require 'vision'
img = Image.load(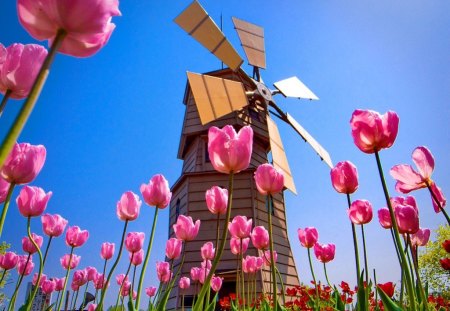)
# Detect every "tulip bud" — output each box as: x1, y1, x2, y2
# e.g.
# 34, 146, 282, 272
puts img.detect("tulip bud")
330, 161, 359, 194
